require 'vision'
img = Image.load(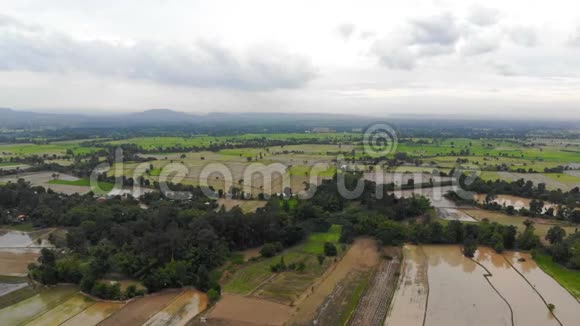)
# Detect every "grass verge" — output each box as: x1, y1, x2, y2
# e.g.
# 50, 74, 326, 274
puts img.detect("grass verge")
534, 252, 580, 299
